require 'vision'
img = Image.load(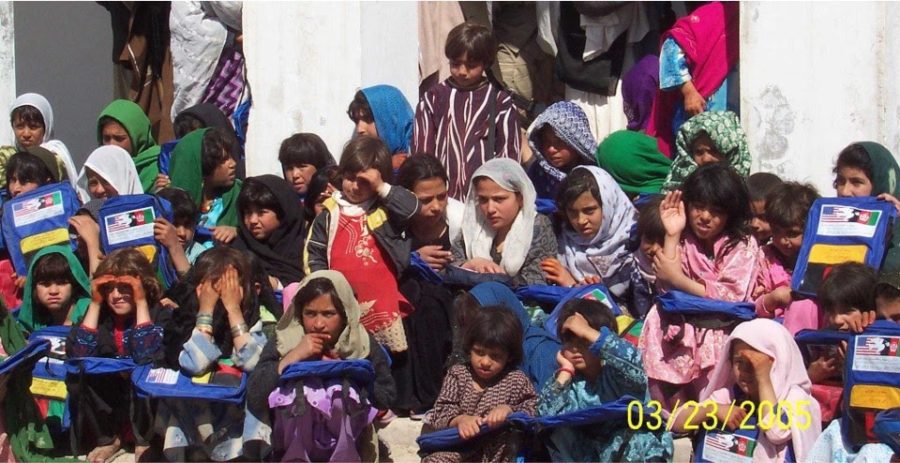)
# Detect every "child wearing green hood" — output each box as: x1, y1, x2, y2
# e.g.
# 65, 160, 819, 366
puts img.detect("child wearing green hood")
97, 99, 161, 193
18, 245, 91, 334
